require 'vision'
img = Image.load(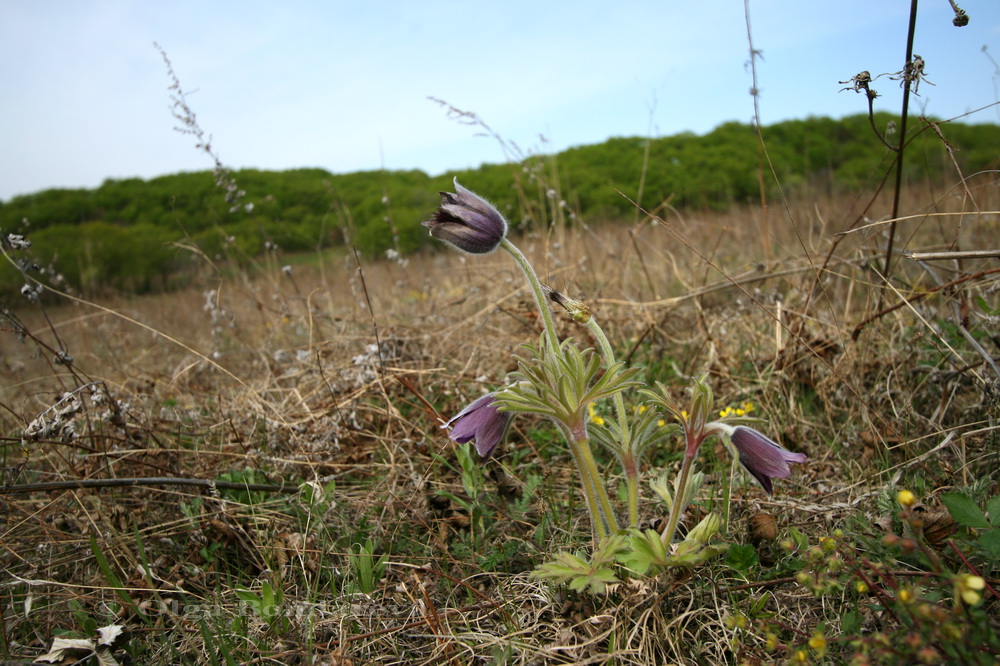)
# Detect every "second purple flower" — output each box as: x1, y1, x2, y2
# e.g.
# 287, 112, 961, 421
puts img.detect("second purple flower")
442, 392, 512, 459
